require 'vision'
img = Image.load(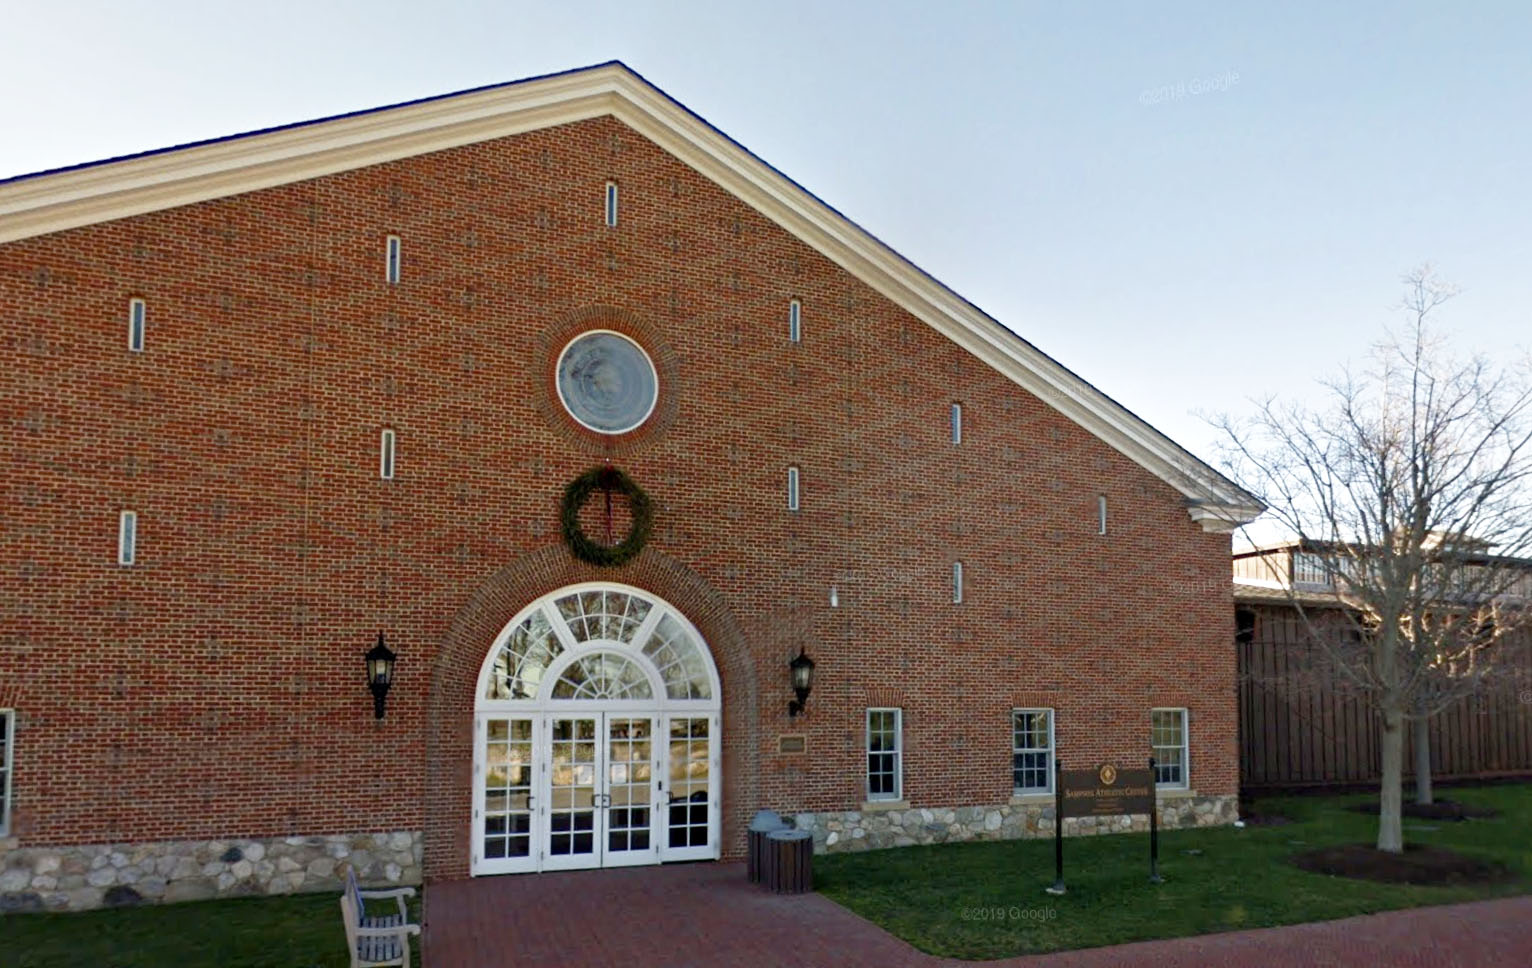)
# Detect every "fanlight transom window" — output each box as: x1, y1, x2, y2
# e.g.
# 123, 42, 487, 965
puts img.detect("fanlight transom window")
481, 586, 716, 704
555, 589, 652, 645
551, 651, 653, 700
